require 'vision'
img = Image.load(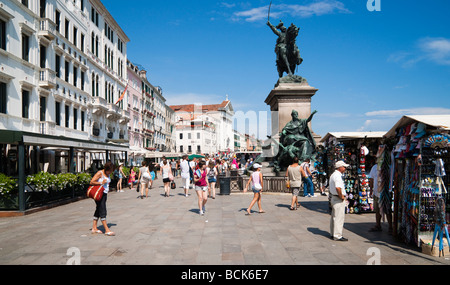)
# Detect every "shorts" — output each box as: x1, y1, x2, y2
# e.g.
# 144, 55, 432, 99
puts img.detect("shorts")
208, 178, 216, 183
163, 178, 170, 183
373, 196, 380, 212
291, 187, 301, 196
195, 185, 208, 192
252, 186, 261, 194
